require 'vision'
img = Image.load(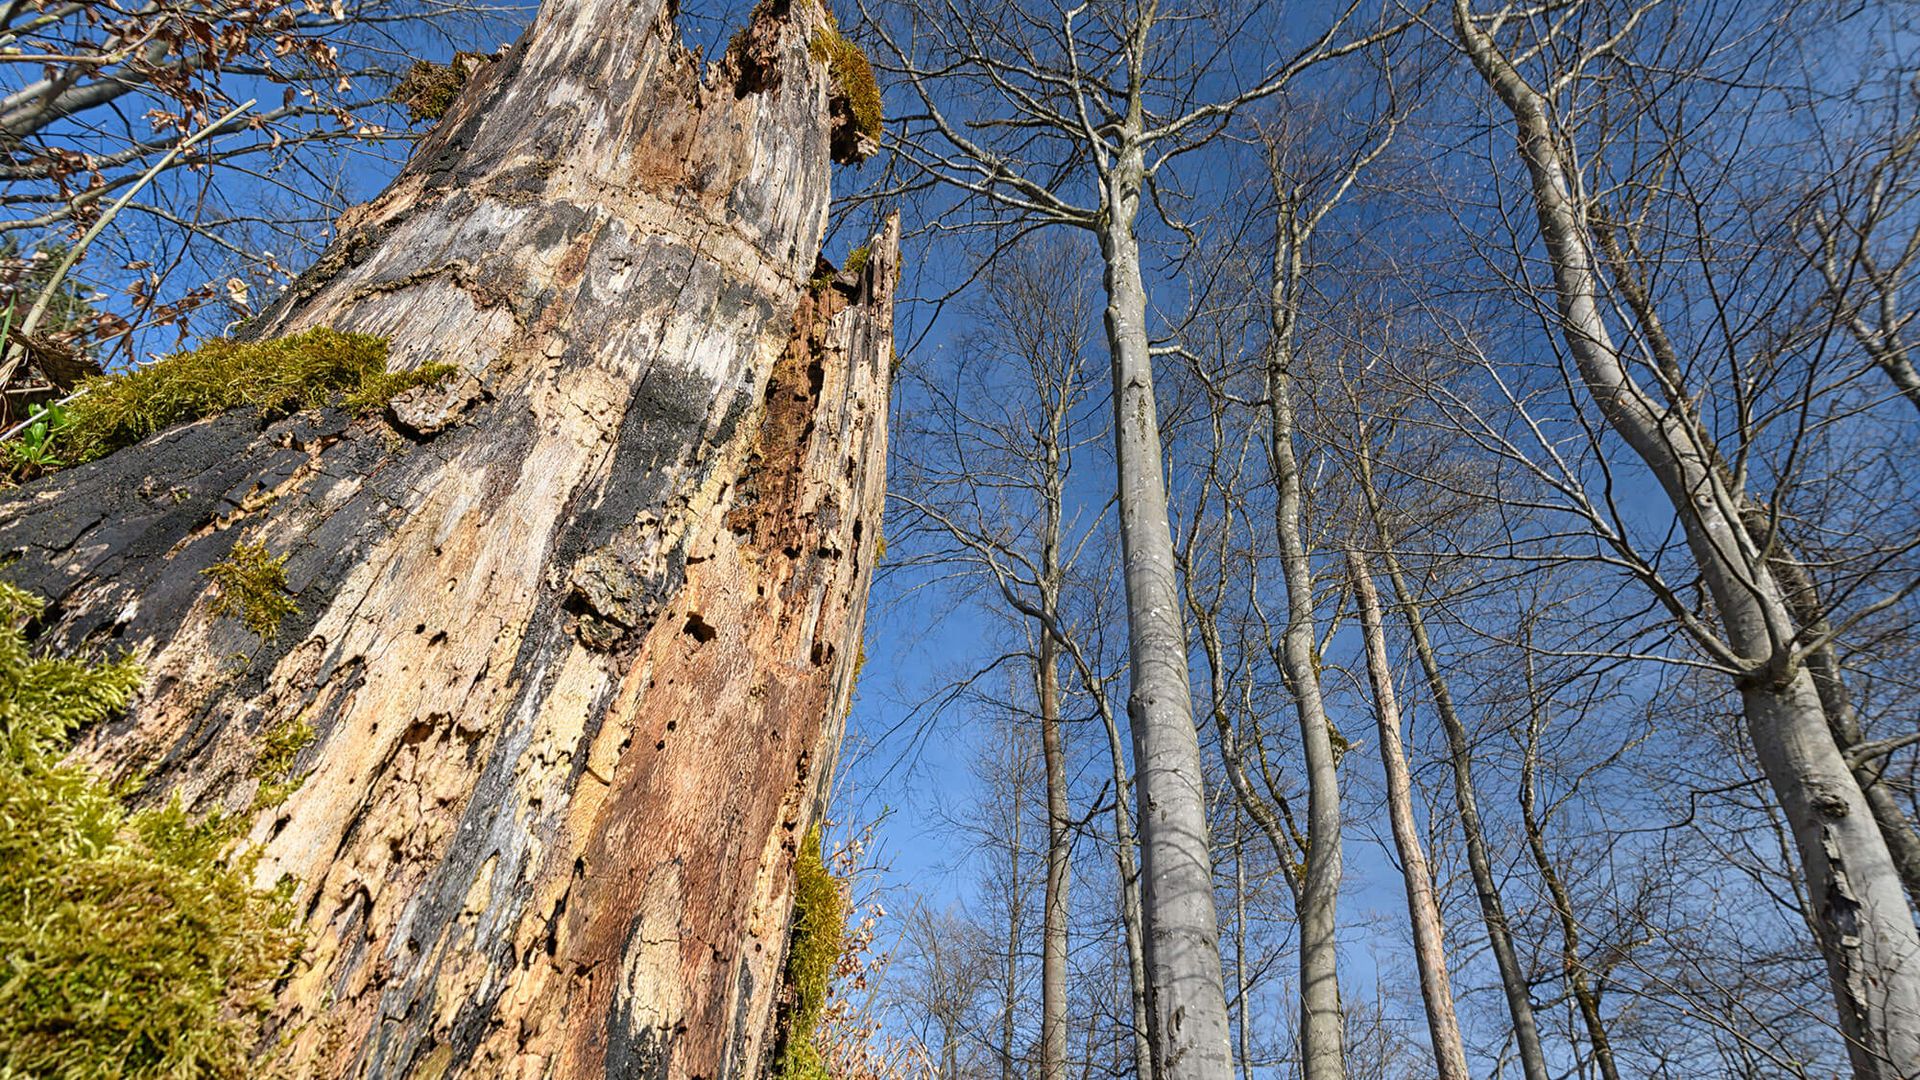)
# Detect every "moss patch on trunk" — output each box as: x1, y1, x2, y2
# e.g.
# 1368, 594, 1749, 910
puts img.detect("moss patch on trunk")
772, 824, 847, 1080
203, 541, 299, 642
7, 328, 454, 481
0, 581, 304, 1079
